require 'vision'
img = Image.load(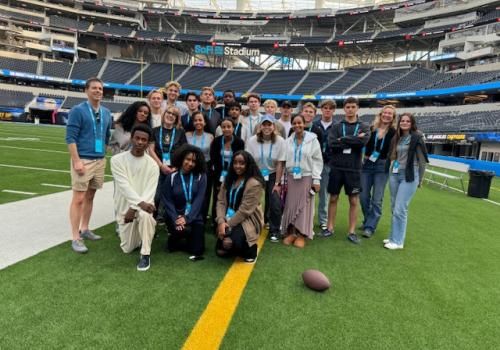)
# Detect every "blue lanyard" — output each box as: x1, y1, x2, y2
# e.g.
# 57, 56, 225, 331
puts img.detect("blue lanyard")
202, 106, 212, 120
293, 136, 303, 166
260, 142, 273, 168
229, 180, 245, 210
221, 136, 233, 170
373, 129, 386, 152
234, 122, 241, 137
249, 115, 261, 133
193, 132, 205, 148
342, 122, 359, 137
222, 107, 226, 119
159, 127, 176, 157
180, 172, 194, 205
86, 102, 103, 141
